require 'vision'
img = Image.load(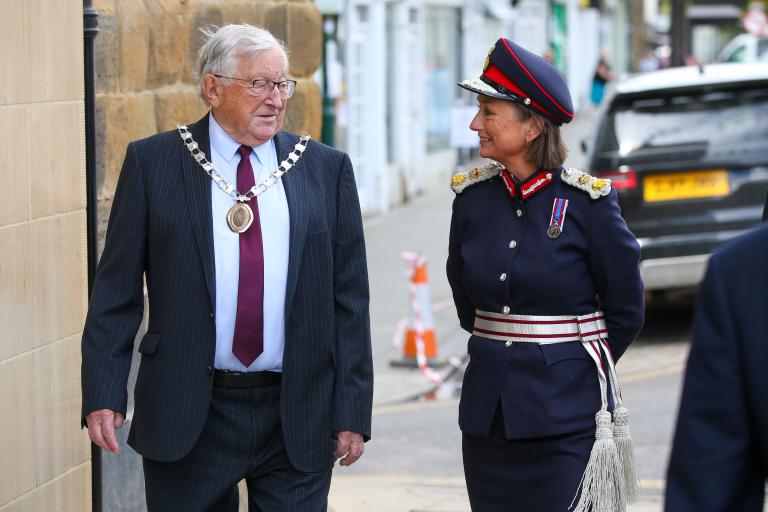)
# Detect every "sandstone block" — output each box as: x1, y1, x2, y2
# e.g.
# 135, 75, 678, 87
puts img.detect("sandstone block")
263, 3, 289, 50
284, 77, 321, 138
0, 223, 35, 362
5, 462, 91, 512
146, 0, 190, 88
32, 212, 88, 346
0, 353, 37, 505
118, 0, 150, 91
14, 0, 83, 103
34, 336, 91, 484
93, 0, 119, 94
29, 102, 86, 219
96, 92, 157, 196
286, 3, 322, 77
183, 3, 224, 84
154, 87, 209, 133
220, 2, 266, 28
0, 106, 30, 225
0, 1, 31, 104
